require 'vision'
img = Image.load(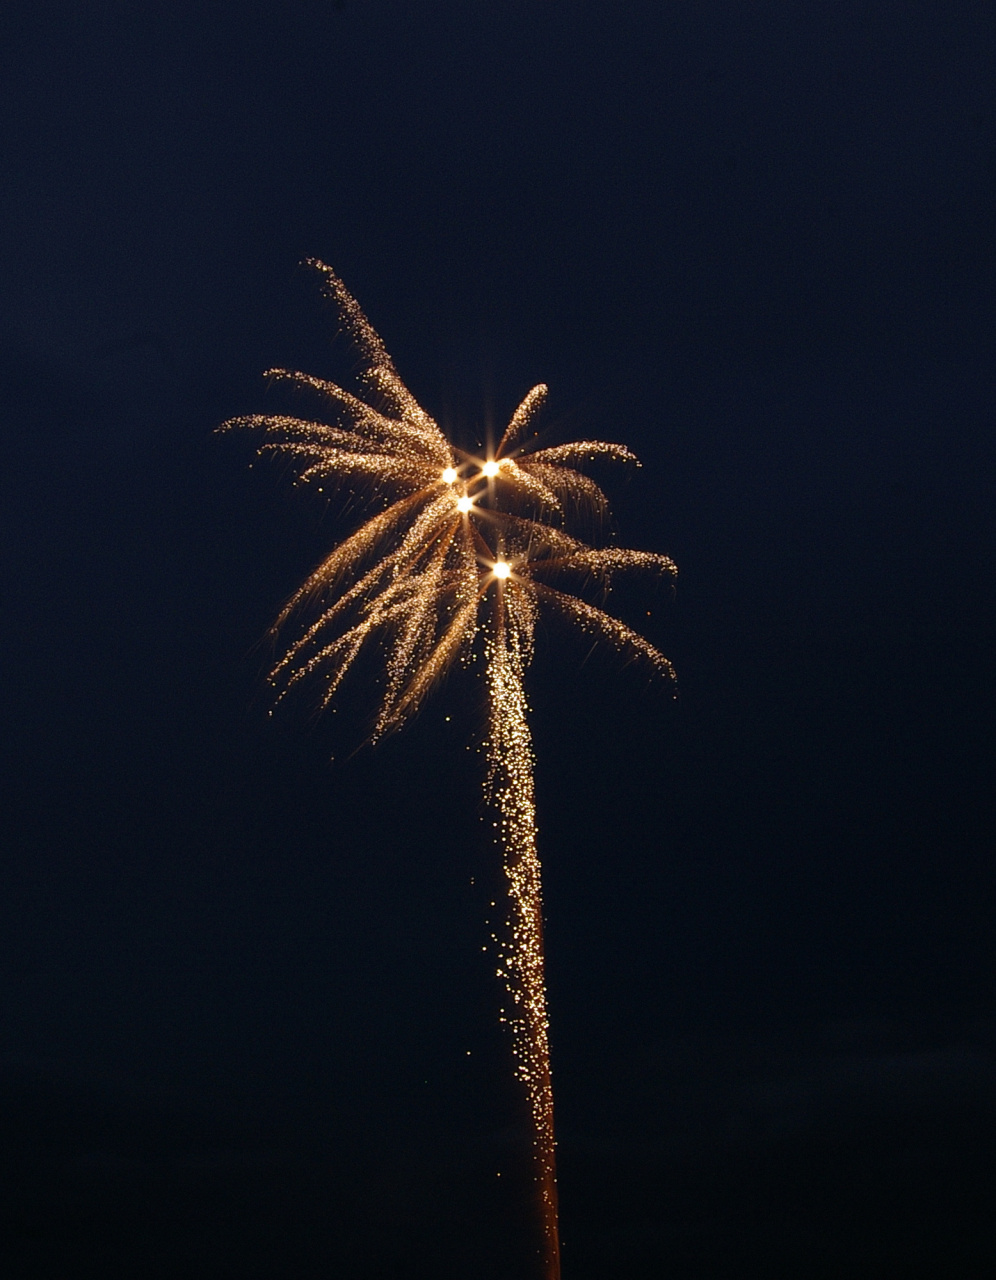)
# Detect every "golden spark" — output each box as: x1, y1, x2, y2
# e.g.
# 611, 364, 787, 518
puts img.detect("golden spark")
220, 261, 677, 1280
